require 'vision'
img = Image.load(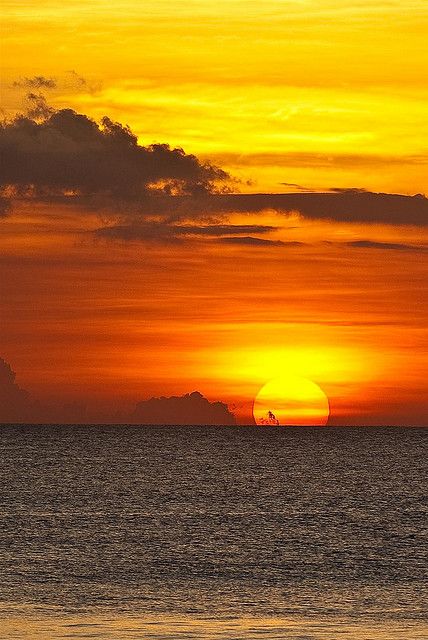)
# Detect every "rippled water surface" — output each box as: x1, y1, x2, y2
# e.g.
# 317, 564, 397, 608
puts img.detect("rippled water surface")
0, 425, 427, 639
